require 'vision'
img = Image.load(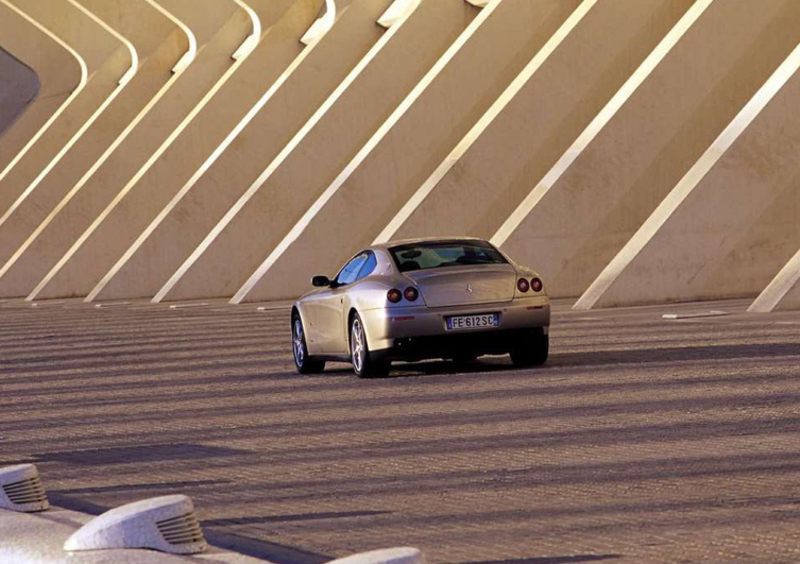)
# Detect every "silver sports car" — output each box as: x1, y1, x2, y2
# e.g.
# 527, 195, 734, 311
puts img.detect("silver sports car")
291, 237, 550, 377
